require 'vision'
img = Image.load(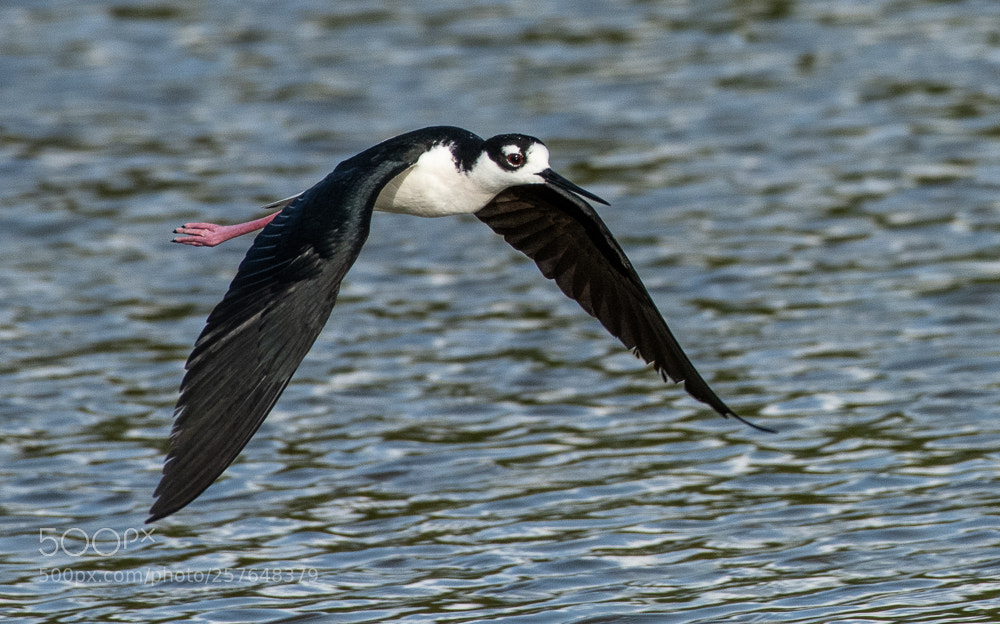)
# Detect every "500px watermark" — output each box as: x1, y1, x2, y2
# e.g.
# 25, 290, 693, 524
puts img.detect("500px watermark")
39, 566, 320, 585
38, 527, 156, 557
